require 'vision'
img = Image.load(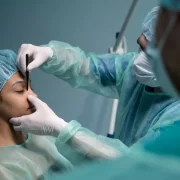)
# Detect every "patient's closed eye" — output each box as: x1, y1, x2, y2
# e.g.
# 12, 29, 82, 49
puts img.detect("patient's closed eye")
16, 89, 25, 93
14, 86, 25, 93
13, 82, 26, 93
